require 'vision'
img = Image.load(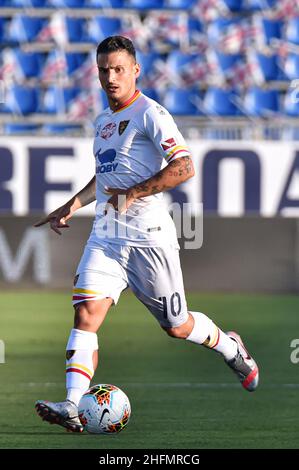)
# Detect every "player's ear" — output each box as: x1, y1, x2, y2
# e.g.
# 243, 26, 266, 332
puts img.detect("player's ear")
134, 62, 141, 79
